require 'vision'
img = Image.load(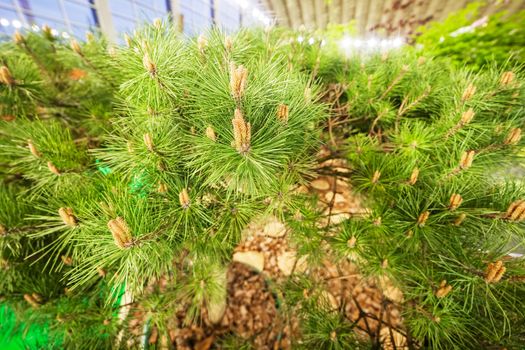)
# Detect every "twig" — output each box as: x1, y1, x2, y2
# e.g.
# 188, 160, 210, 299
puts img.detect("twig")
378, 68, 408, 100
